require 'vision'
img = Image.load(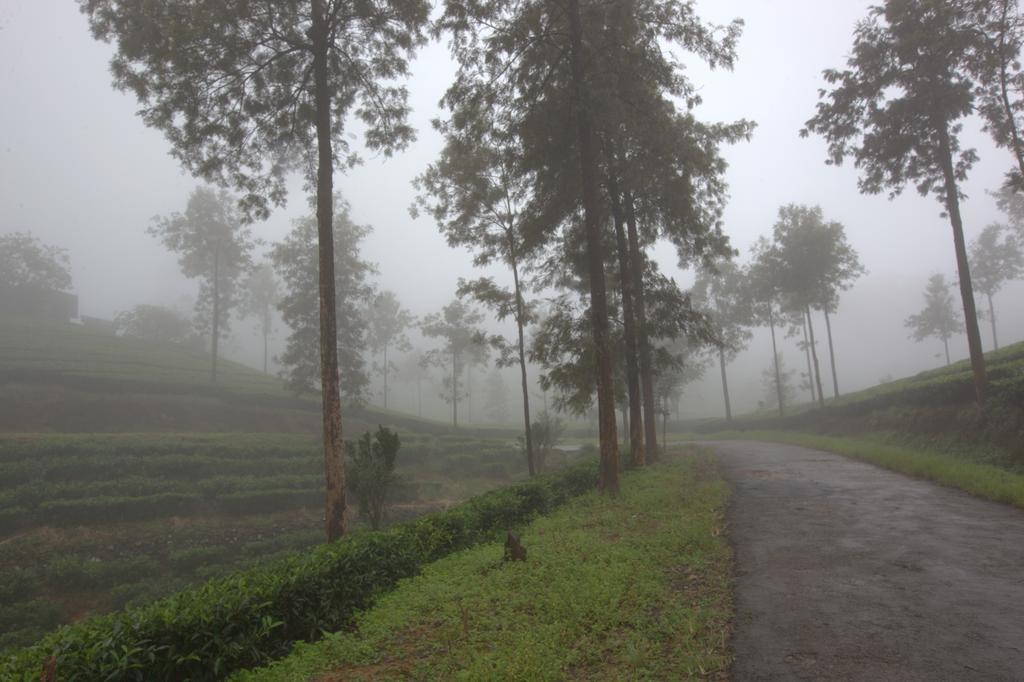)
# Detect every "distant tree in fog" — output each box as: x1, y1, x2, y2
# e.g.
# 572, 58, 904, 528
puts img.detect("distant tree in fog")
969, 223, 1023, 349
364, 291, 414, 410
397, 350, 432, 418
766, 205, 864, 406
748, 238, 789, 416
761, 353, 797, 413
0, 232, 72, 292
804, 0, 988, 405
239, 263, 281, 374
905, 274, 963, 366
483, 368, 511, 423
421, 299, 488, 427
150, 187, 254, 383
114, 304, 195, 346
692, 259, 753, 423
271, 199, 375, 401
